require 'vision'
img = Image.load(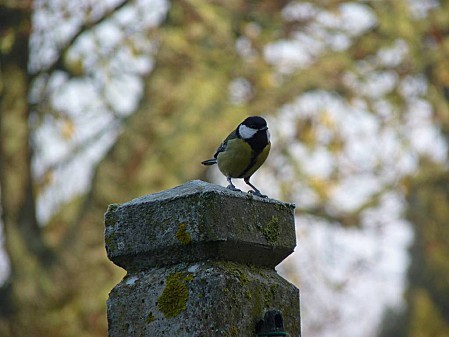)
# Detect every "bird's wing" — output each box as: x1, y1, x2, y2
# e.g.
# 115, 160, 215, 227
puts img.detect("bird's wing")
213, 130, 238, 159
